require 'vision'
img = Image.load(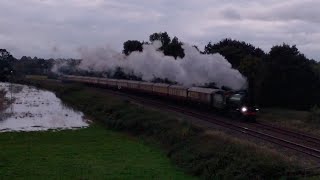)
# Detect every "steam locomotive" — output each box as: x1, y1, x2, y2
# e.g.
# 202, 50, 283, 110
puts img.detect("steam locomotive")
61, 75, 259, 121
